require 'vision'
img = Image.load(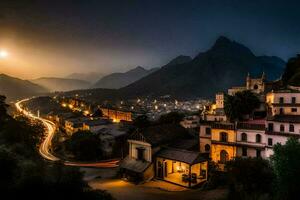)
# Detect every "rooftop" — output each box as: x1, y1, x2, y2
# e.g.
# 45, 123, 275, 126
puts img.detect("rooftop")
156, 147, 206, 165
267, 115, 300, 123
